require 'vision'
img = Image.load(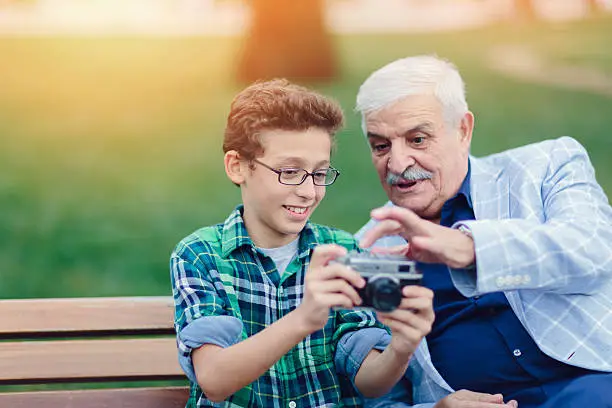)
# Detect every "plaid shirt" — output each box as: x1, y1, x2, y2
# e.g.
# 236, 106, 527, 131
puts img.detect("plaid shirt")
171, 206, 386, 407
